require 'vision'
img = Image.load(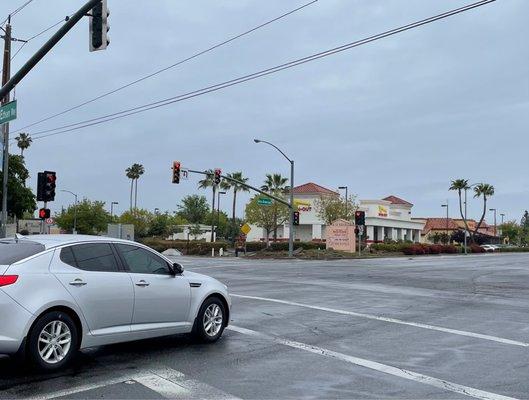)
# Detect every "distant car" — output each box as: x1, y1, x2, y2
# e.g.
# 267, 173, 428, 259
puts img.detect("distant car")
480, 244, 496, 252
0, 235, 230, 371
